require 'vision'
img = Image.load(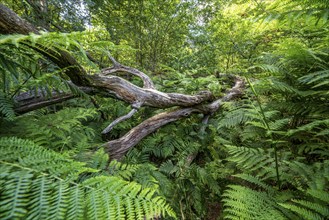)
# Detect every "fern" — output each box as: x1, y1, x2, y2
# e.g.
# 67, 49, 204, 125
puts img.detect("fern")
0, 32, 100, 115
279, 186, 329, 220
0, 137, 93, 178
222, 150, 329, 219
299, 69, 329, 89
284, 160, 329, 190
223, 173, 329, 219
225, 145, 279, 180
0, 137, 177, 219
261, 0, 329, 24
0, 92, 15, 120
0, 107, 98, 151
233, 173, 276, 193
108, 160, 141, 180
280, 196, 329, 220
223, 184, 286, 220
